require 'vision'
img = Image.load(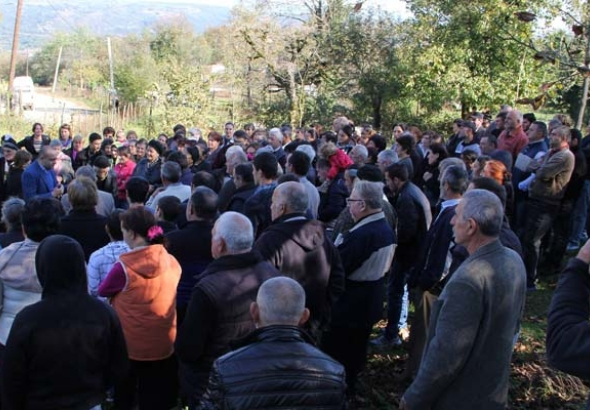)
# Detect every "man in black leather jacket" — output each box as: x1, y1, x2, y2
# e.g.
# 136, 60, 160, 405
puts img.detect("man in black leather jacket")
198, 277, 347, 410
